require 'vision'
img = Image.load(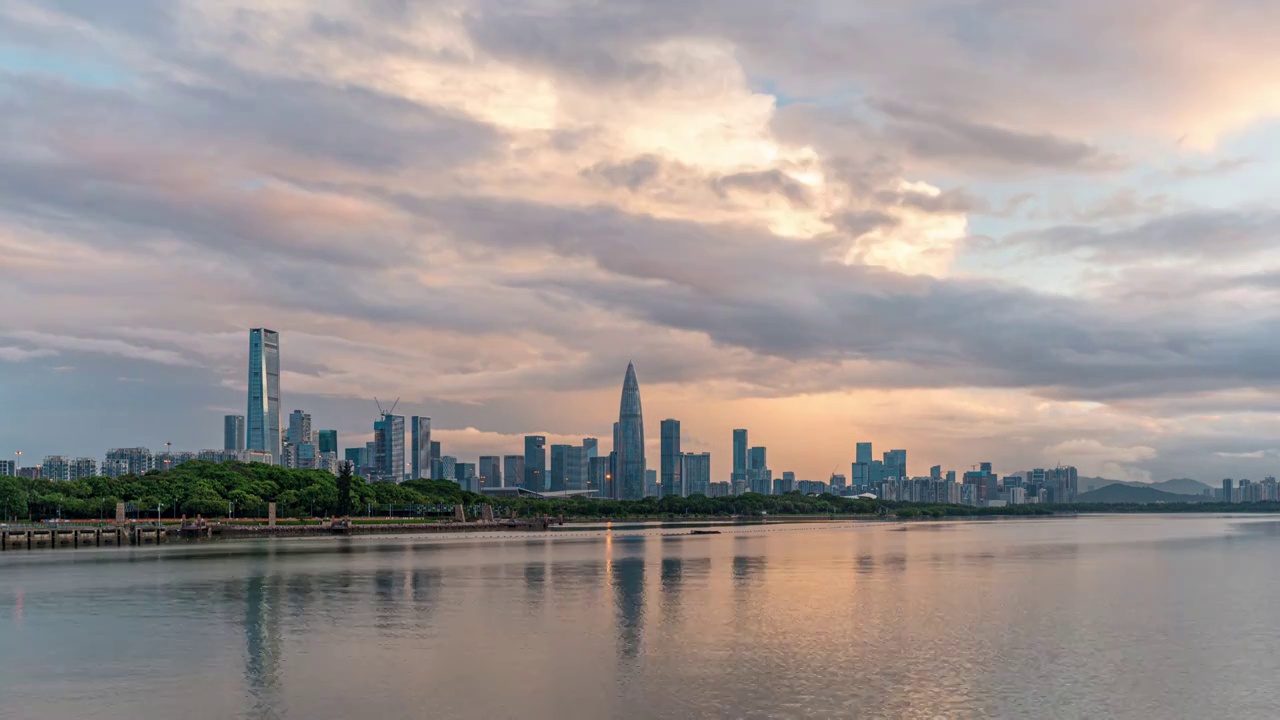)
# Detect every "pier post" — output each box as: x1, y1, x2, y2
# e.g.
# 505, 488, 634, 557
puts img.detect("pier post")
115, 502, 126, 525
268, 502, 277, 528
